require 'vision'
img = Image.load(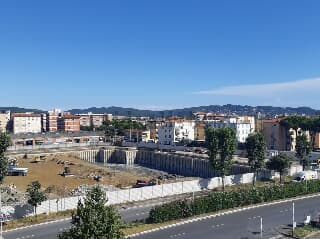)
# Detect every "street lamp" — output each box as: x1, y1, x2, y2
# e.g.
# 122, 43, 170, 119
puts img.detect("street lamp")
292, 202, 296, 237
260, 217, 263, 239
